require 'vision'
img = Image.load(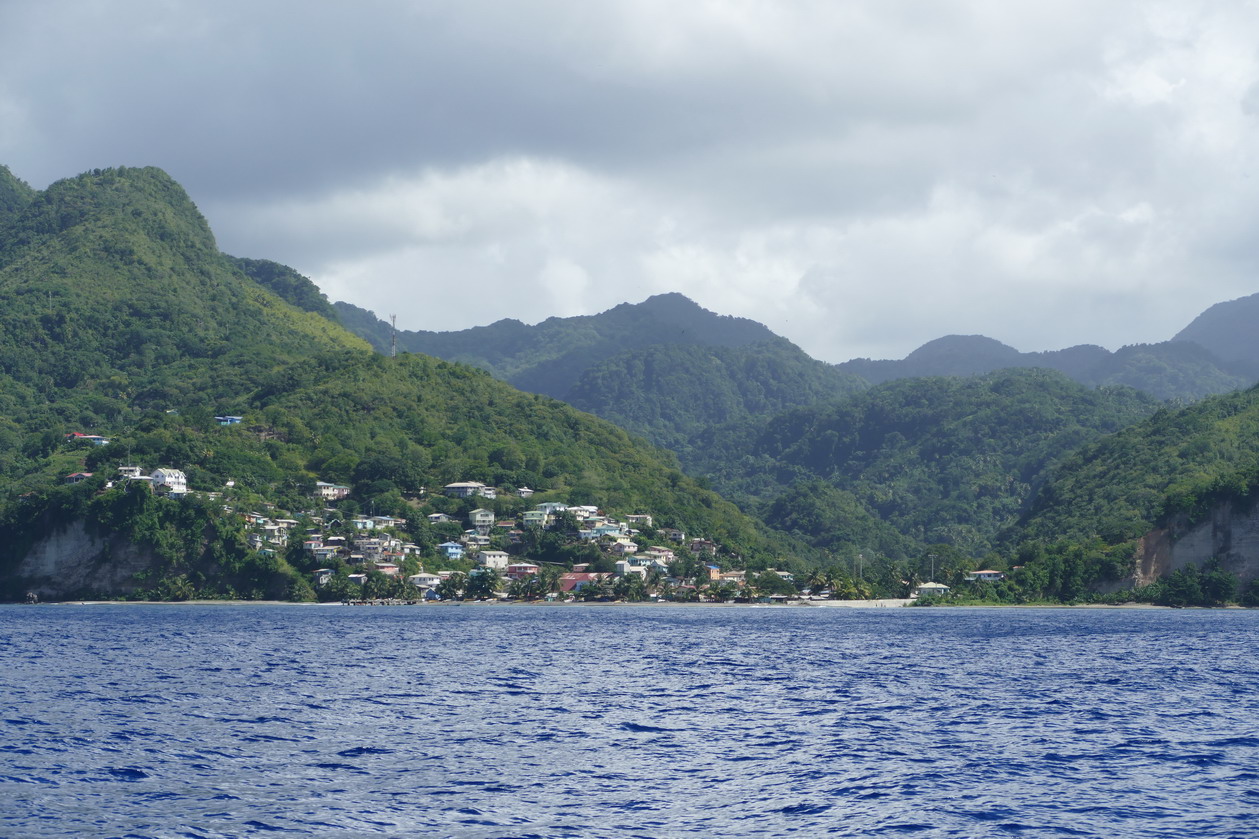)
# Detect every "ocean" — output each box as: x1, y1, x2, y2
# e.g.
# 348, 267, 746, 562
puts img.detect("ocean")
1, 603, 1256, 838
